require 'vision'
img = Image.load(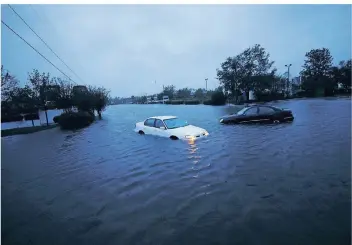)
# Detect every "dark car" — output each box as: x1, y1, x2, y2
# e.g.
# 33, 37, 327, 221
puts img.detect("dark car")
220, 104, 294, 124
